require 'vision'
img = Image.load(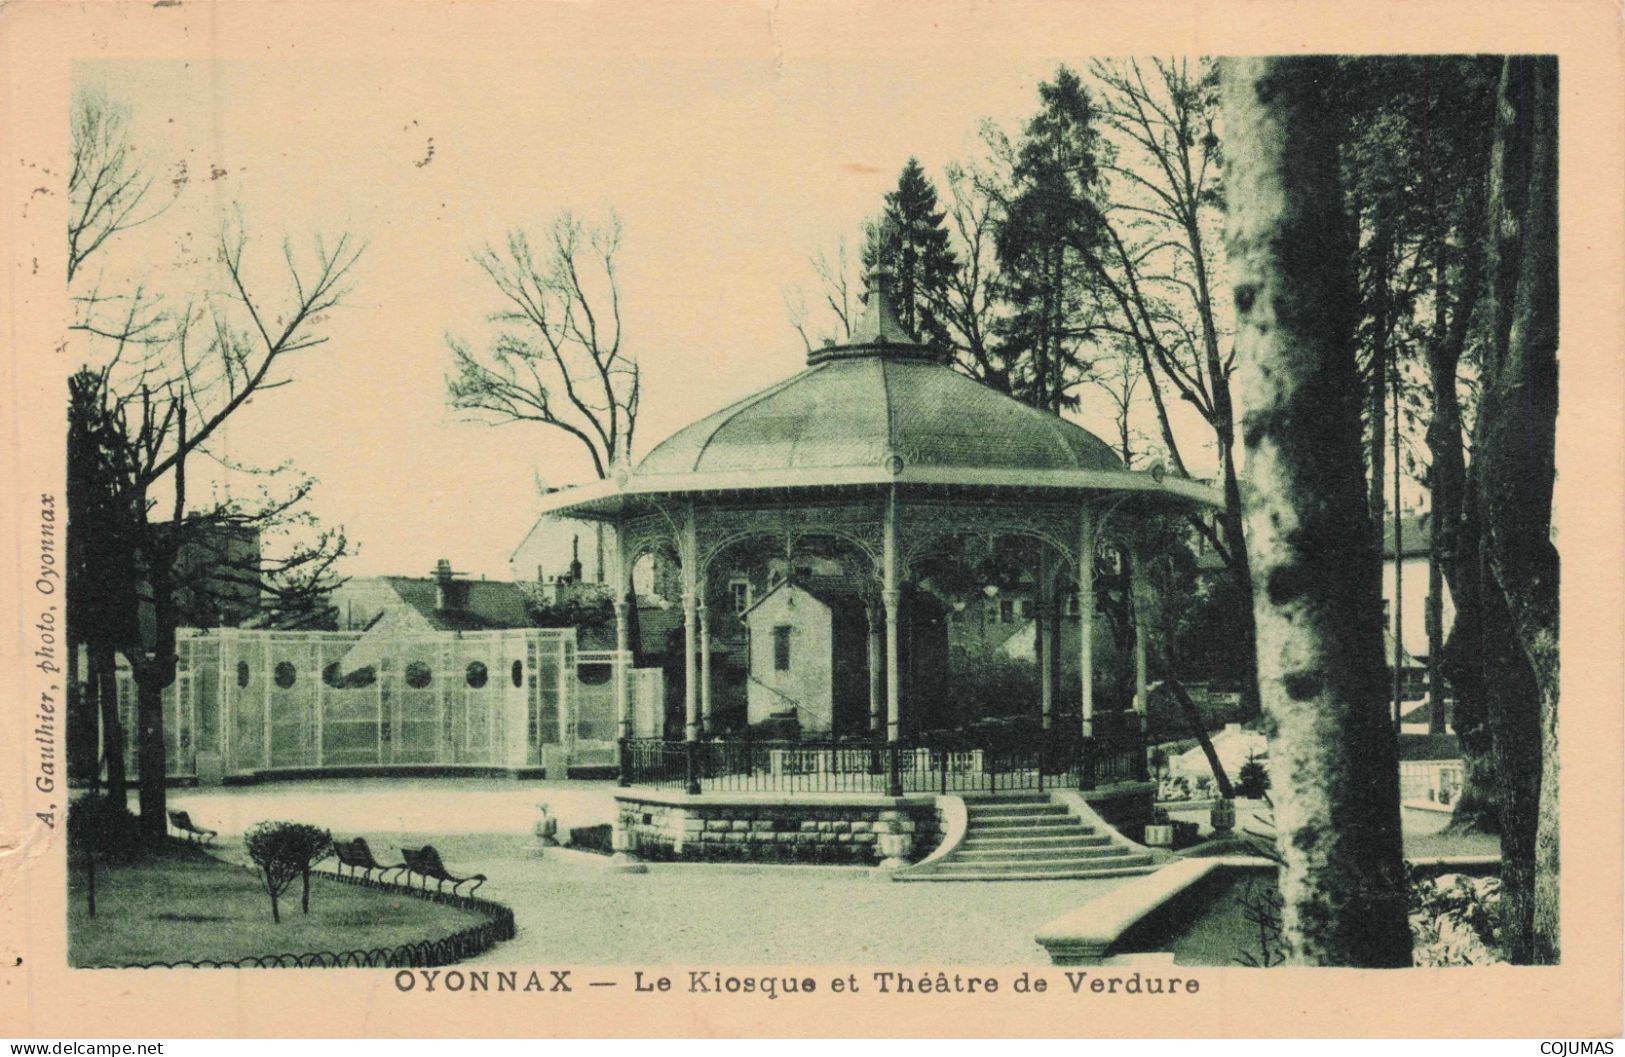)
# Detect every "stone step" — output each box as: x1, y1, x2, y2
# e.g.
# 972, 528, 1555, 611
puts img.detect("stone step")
964, 803, 1070, 819
959, 792, 1051, 803
951, 844, 1135, 865
896, 860, 1158, 883
929, 850, 1153, 872
959, 833, 1110, 853
962, 809, 1079, 826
